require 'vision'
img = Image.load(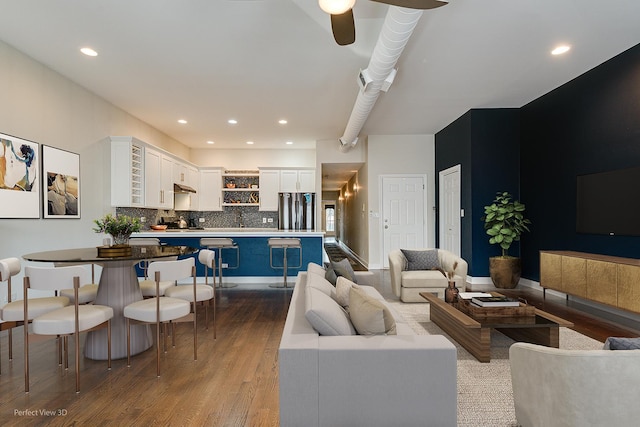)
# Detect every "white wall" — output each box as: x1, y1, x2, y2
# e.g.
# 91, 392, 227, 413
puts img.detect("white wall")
367, 134, 435, 269
0, 40, 189, 300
